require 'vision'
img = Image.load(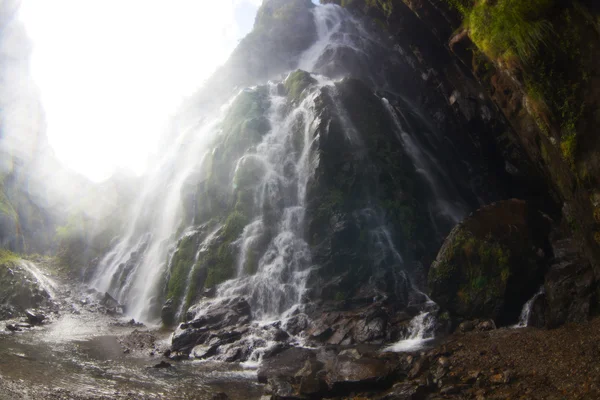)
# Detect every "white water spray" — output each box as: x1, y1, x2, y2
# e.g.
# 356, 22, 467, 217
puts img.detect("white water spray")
19, 260, 58, 299
515, 286, 545, 328
384, 309, 437, 352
